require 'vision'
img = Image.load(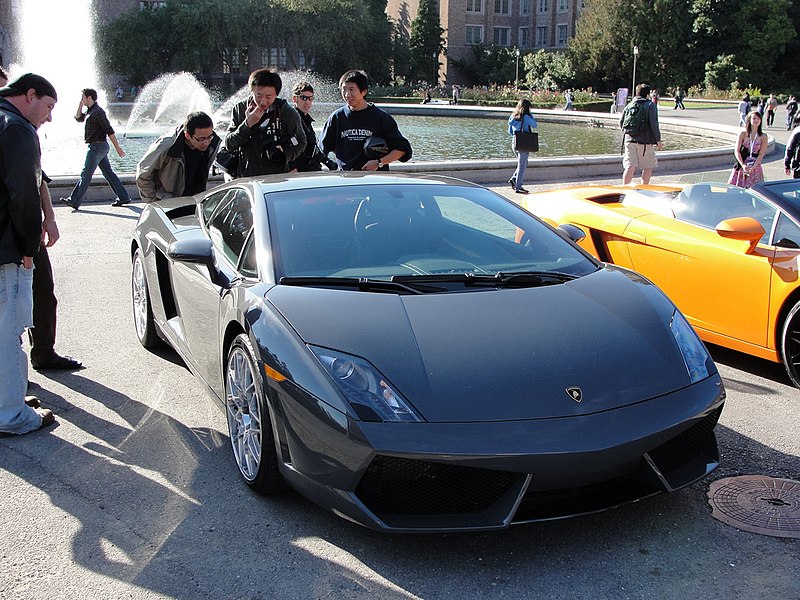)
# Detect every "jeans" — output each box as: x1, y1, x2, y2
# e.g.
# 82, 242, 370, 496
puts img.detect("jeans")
69, 141, 130, 207
0, 263, 41, 434
512, 150, 529, 190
